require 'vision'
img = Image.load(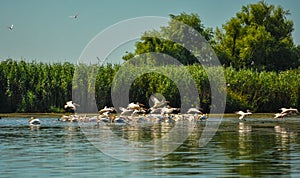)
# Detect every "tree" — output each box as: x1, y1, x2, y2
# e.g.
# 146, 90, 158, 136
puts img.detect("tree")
122, 12, 214, 65
214, 1, 298, 71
